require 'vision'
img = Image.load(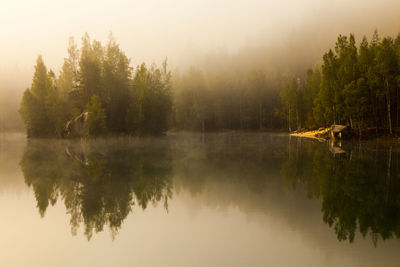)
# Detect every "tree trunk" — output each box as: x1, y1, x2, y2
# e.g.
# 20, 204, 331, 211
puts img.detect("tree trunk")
372, 91, 378, 136
239, 100, 243, 130
270, 110, 273, 129
288, 104, 291, 132
333, 105, 336, 125
386, 80, 392, 135
202, 118, 205, 132
397, 87, 399, 128
259, 103, 262, 131
349, 116, 353, 129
